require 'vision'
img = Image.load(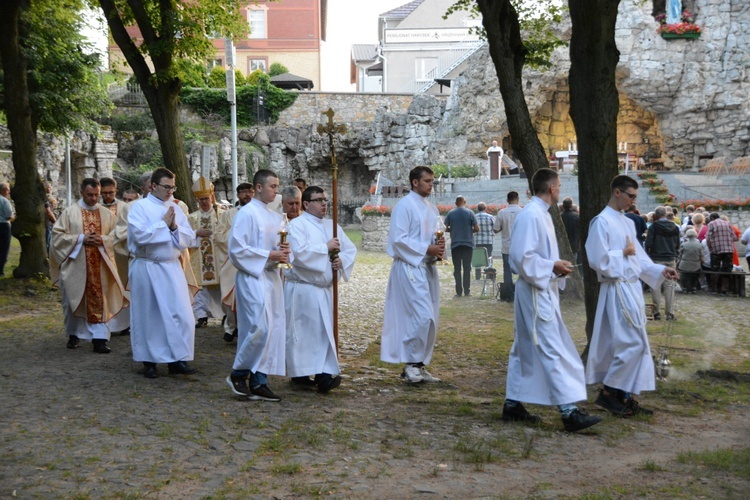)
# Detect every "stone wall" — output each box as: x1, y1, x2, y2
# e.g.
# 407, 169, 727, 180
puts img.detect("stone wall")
275, 92, 420, 127
361, 215, 391, 252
